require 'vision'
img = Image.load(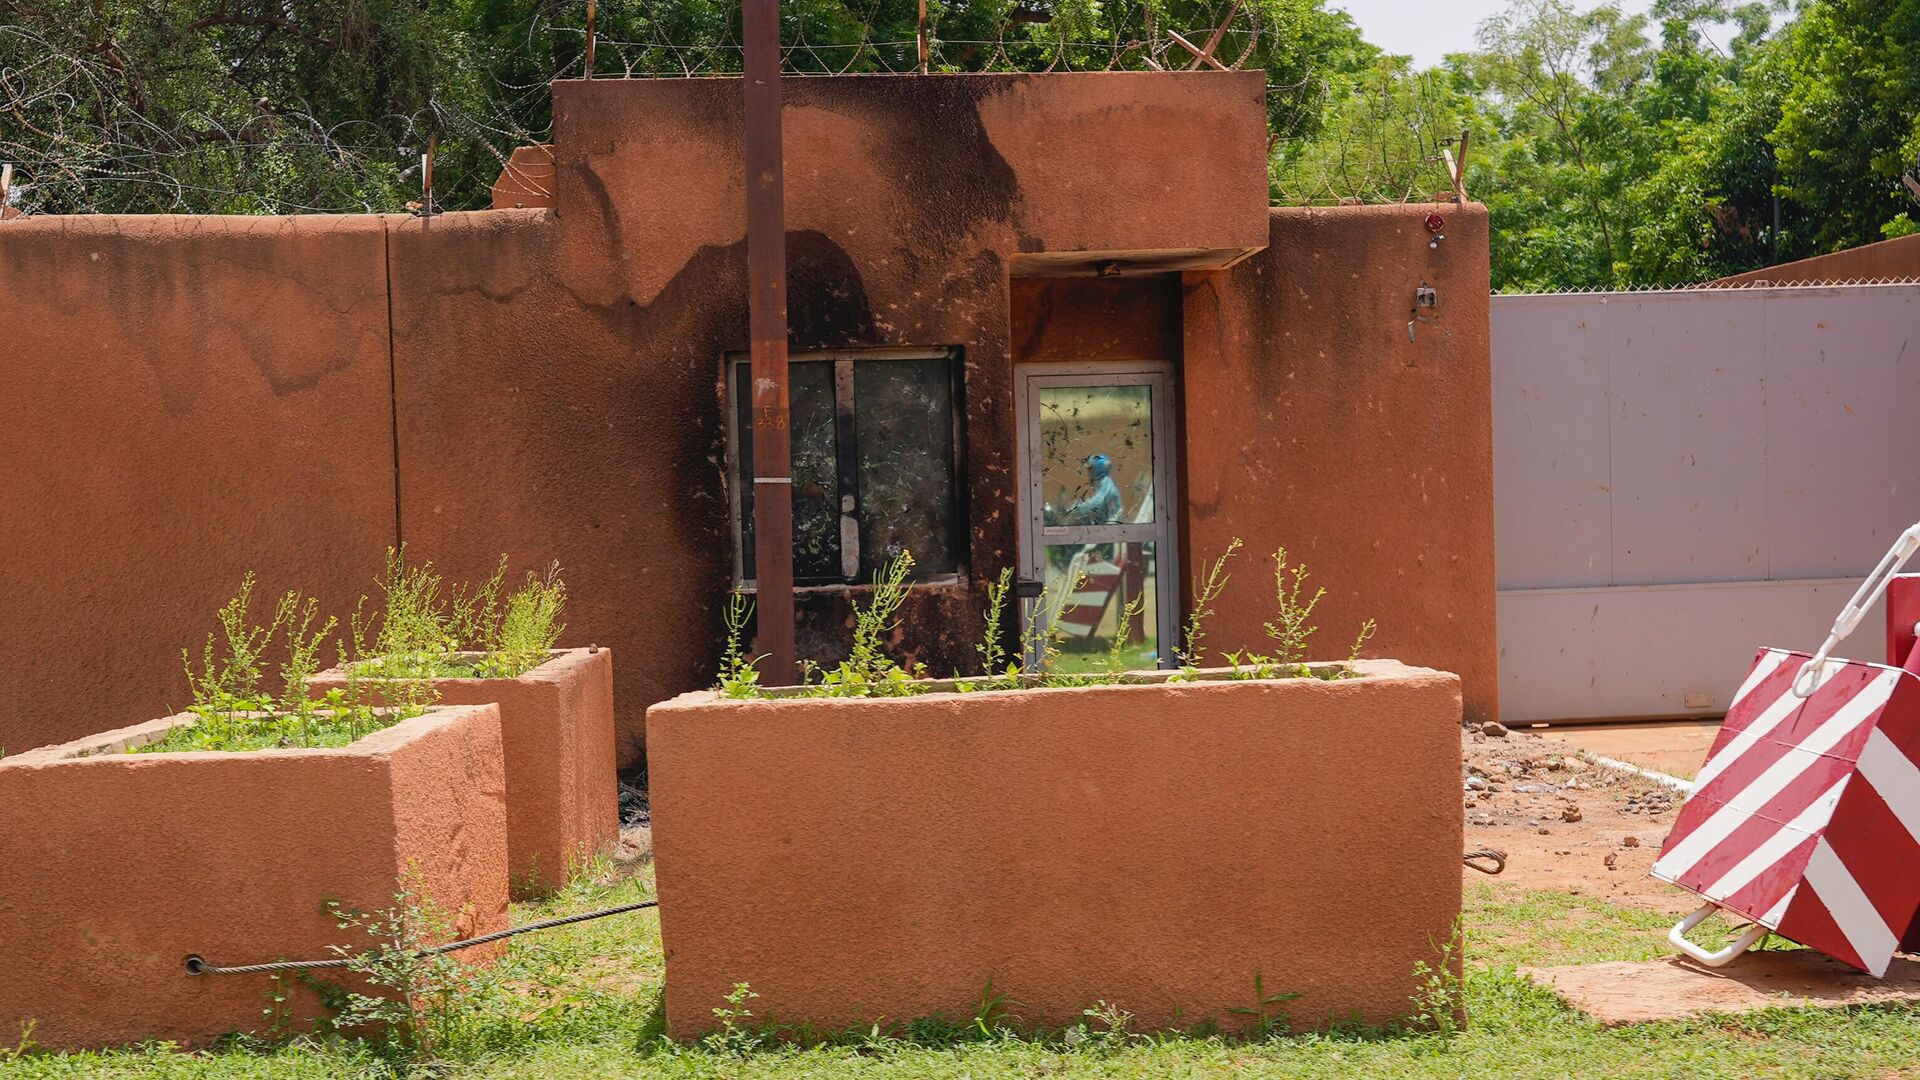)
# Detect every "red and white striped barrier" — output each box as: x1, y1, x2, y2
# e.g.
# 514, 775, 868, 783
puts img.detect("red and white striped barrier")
1656, 525, 1920, 976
